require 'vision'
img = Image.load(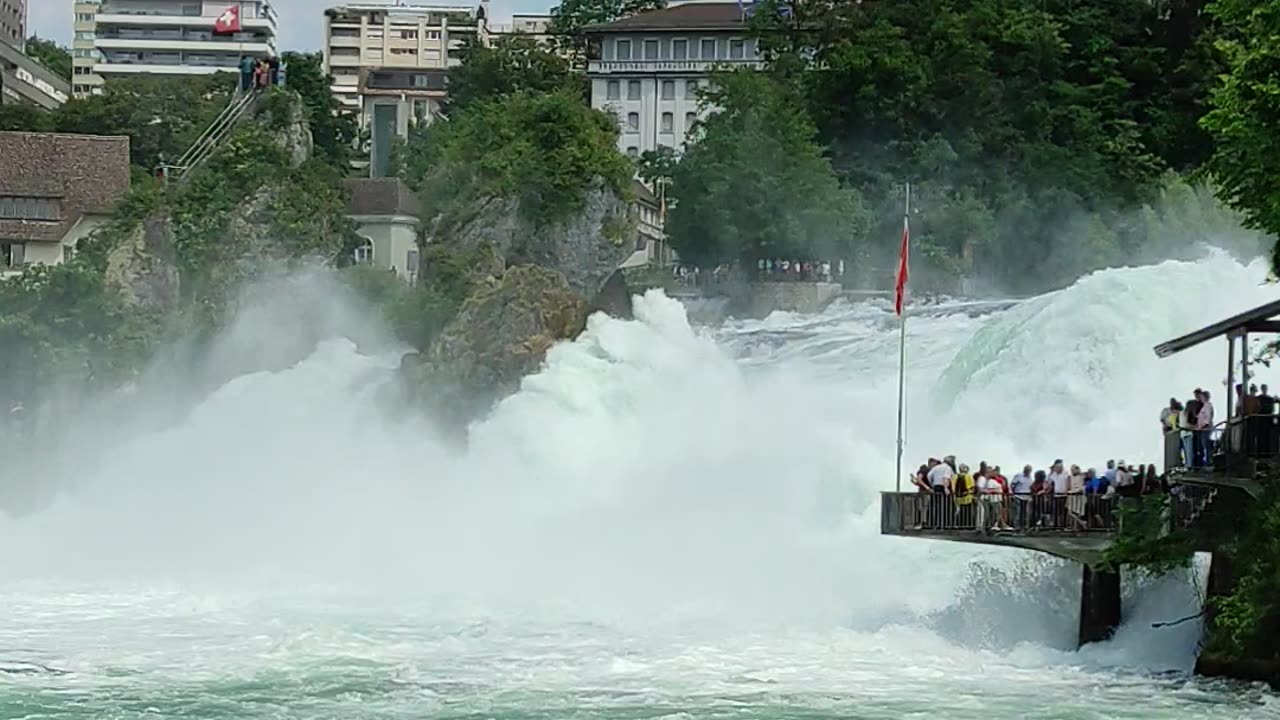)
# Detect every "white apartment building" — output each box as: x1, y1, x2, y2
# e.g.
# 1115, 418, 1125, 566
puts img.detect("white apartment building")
487, 13, 552, 45
71, 0, 278, 98
1, 0, 25, 51
584, 2, 762, 157
323, 2, 487, 117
